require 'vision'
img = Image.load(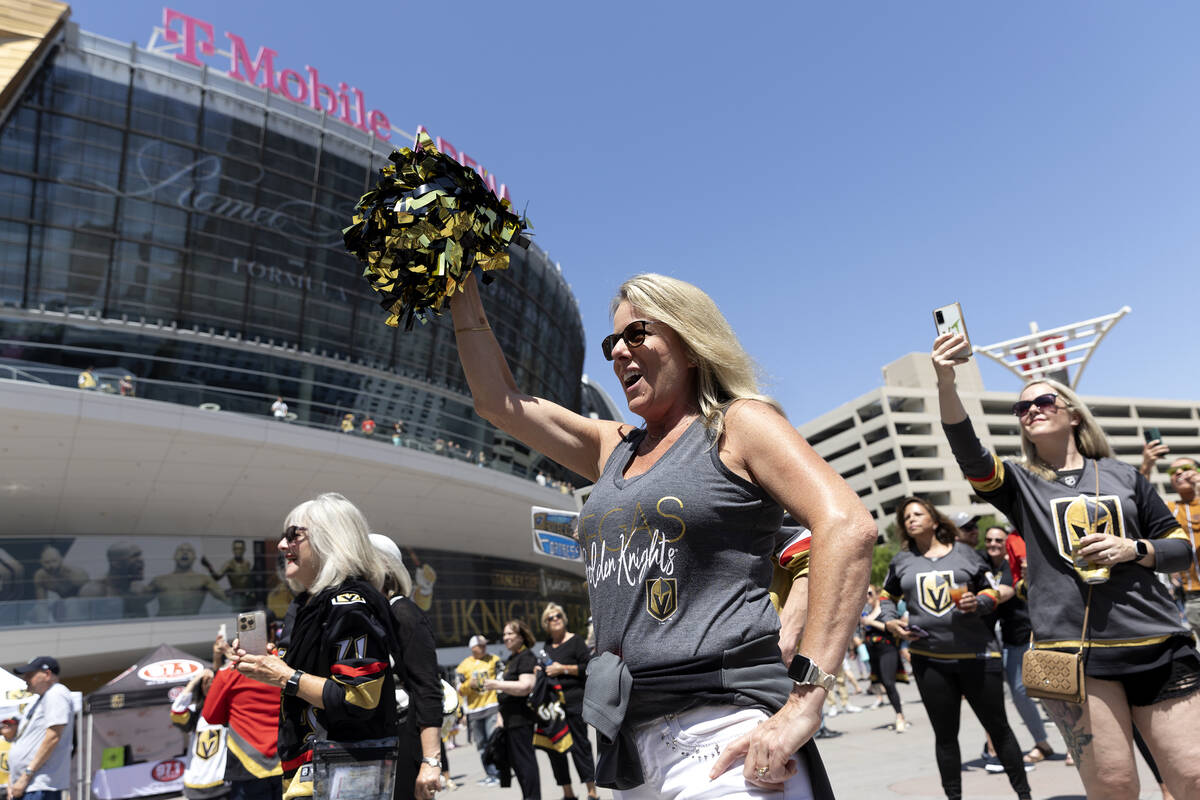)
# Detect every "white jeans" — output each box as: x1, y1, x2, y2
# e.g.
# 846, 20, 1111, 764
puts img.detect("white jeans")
615, 705, 813, 800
